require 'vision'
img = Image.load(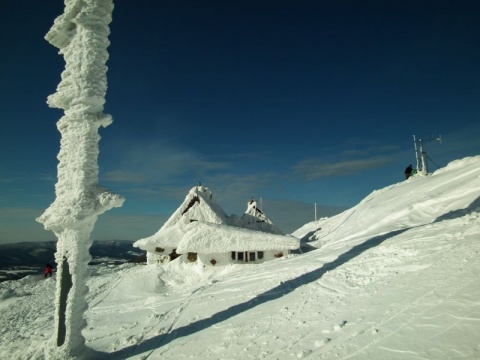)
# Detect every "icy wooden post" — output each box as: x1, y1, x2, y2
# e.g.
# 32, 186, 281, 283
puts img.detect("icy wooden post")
37, 0, 124, 357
